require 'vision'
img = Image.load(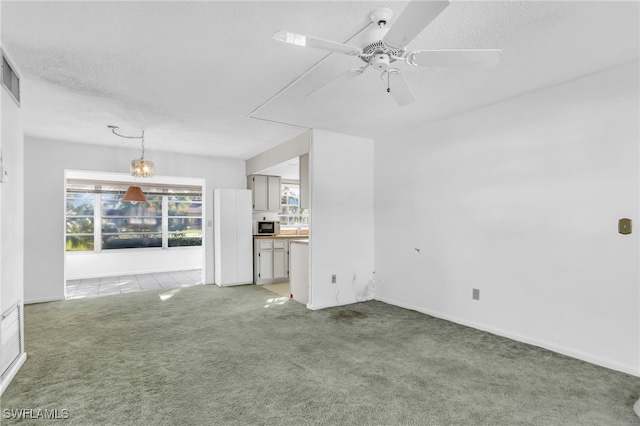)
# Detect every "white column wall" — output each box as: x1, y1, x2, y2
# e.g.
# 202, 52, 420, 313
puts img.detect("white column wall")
308, 129, 375, 309
374, 62, 640, 375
